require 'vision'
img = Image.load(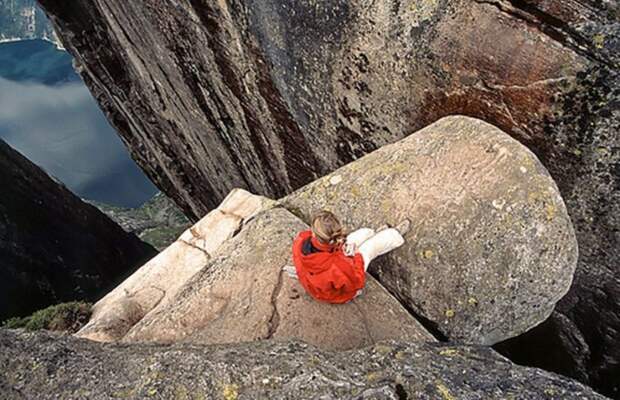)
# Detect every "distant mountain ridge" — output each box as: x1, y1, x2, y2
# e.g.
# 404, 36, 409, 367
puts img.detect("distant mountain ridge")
0, 0, 60, 48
